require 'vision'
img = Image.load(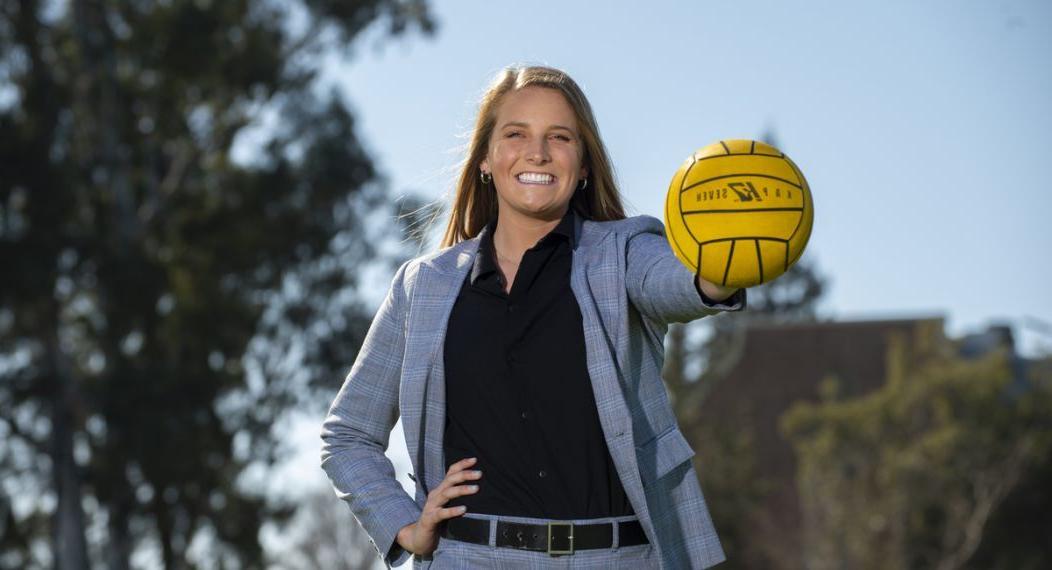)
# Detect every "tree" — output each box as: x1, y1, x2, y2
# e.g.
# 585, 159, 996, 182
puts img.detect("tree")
0, 1, 434, 567
782, 341, 1052, 569
265, 484, 385, 570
